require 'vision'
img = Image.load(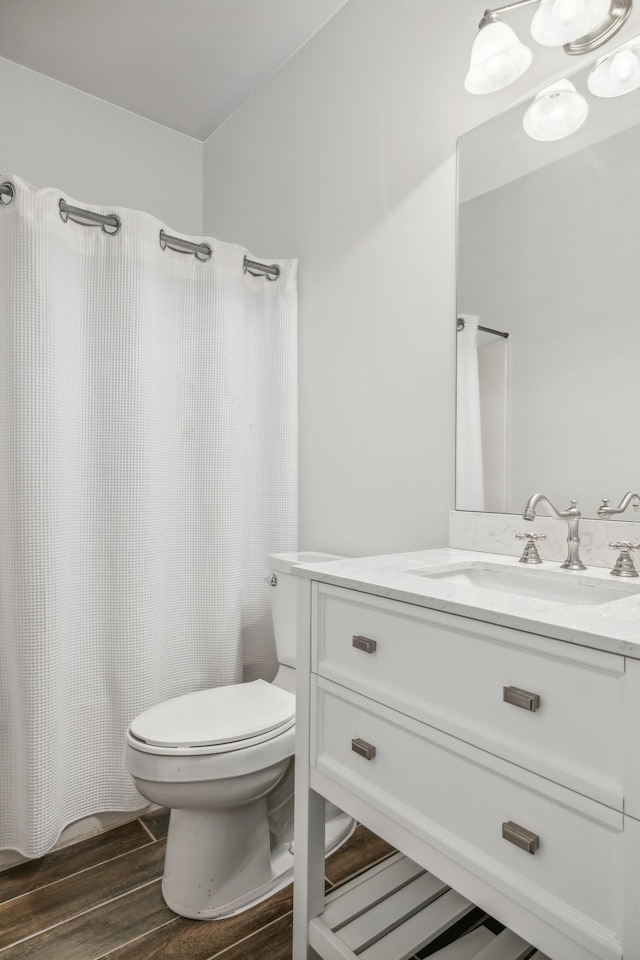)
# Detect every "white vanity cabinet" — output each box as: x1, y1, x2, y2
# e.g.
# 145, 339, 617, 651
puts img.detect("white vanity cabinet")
293, 579, 640, 960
